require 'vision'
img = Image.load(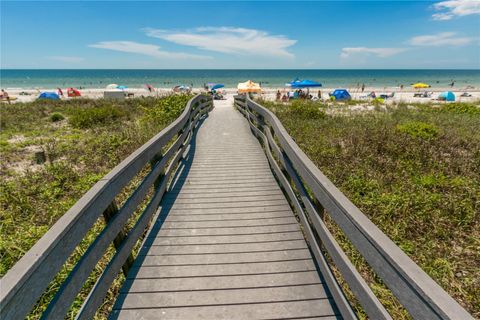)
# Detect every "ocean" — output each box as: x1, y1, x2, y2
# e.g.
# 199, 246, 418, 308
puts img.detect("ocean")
1, 69, 479, 89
